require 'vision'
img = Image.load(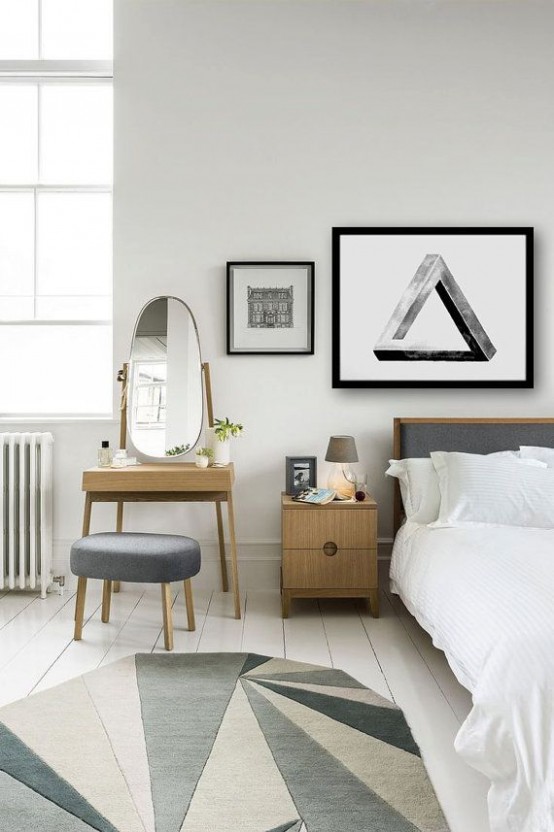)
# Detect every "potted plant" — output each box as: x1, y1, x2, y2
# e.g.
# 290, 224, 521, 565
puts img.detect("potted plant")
207, 417, 244, 465
194, 447, 214, 468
